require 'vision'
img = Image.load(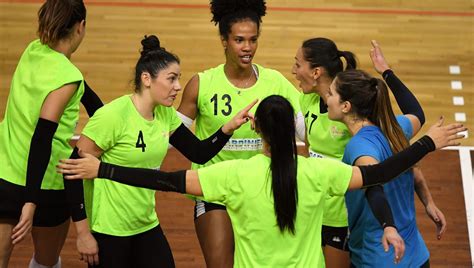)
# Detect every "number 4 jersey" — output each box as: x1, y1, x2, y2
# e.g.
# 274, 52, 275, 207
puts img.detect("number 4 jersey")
81, 95, 182, 236
193, 64, 301, 169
